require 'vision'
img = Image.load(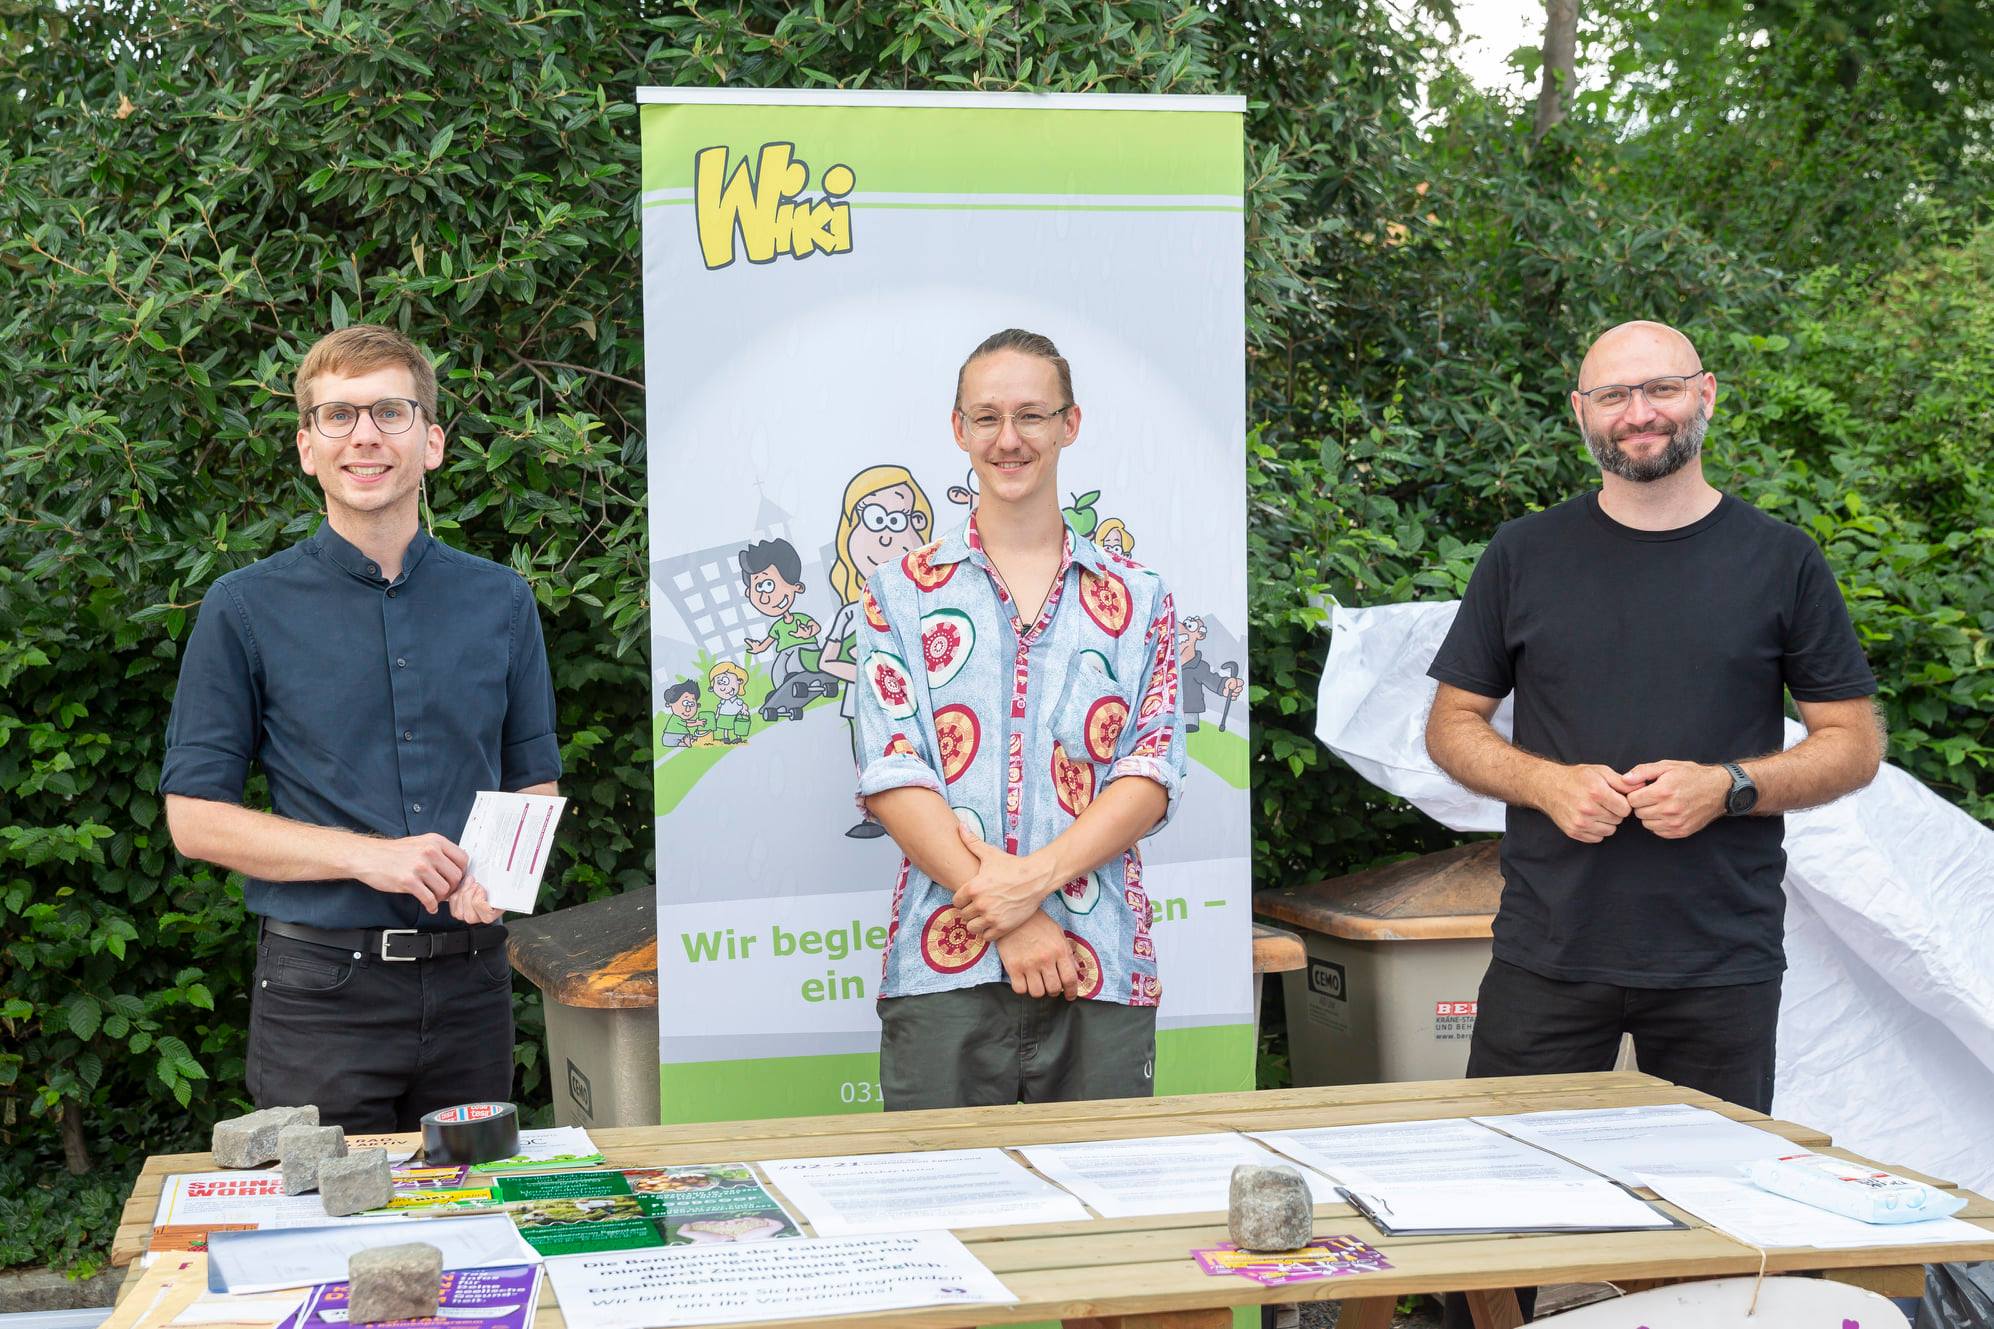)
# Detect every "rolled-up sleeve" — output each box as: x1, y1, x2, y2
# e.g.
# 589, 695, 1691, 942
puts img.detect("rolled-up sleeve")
1103, 589, 1187, 833
501, 577, 563, 789
852, 583, 946, 810
160, 585, 261, 804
